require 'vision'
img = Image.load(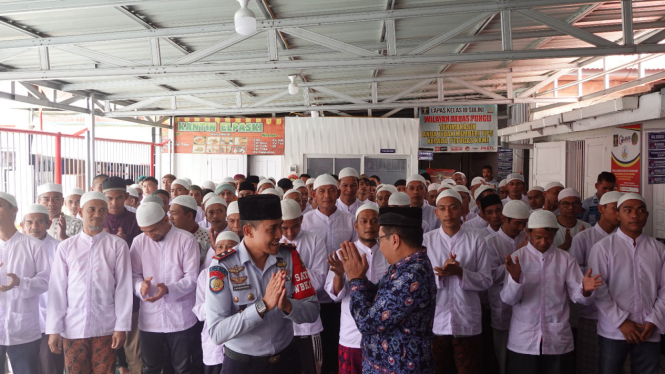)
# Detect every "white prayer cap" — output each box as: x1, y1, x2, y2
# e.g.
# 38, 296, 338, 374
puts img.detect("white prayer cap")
202, 192, 216, 204
80, 191, 108, 208
23, 204, 49, 218
130, 184, 143, 192
471, 177, 485, 187
37, 183, 62, 196
498, 179, 508, 188
506, 173, 524, 183
305, 178, 316, 186
453, 185, 470, 195
388, 192, 411, 206
438, 183, 454, 191
204, 196, 227, 210
142, 194, 163, 208
202, 181, 216, 191
127, 187, 138, 198
65, 187, 85, 197
474, 185, 494, 200
453, 172, 466, 178
503, 200, 530, 219
281, 199, 302, 220
221, 177, 235, 184
171, 195, 198, 211
376, 183, 385, 191
406, 174, 426, 187
261, 188, 282, 198
338, 167, 359, 179
136, 202, 166, 227
275, 186, 284, 195
600, 191, 623, 205
355, 203, 379, 220
617, 193, 646, 208
545, 181, 564, 191
171, 179, 190, 189
528, 186, 545, 193
313, 174, 338, 190
292, 180, 306, 189
0, 192, 16, 207
378, 184, 398, 195
442, 178, 457, 186
183, 178, 192, 185
257, 179, 275, 189
216, 231, 240, 244
259, 176, 266, 181
557, 188, 581, 201
528, 210, 558, 229
227, 201, 239, 216
428, 183, 441, 192
437, 189, 462, 205
284, 189, 302, 198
